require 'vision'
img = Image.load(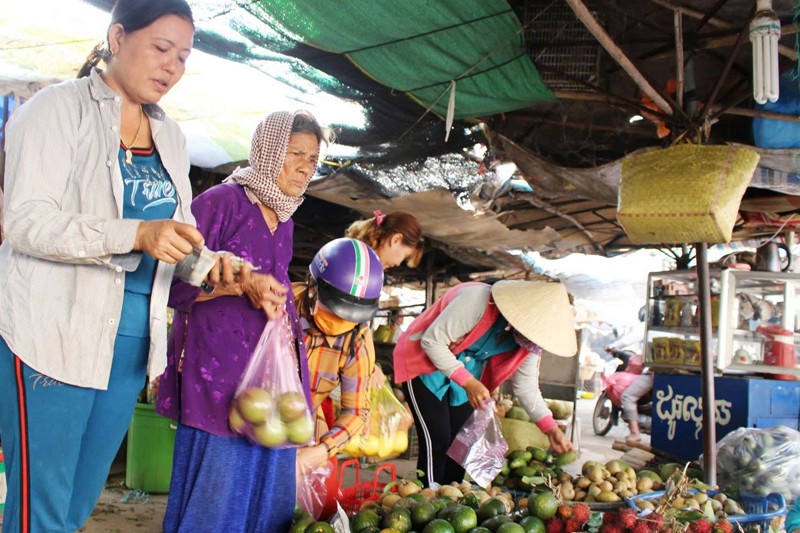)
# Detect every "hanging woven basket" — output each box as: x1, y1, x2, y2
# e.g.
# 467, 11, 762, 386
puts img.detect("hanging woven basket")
617, 144, 760, 244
